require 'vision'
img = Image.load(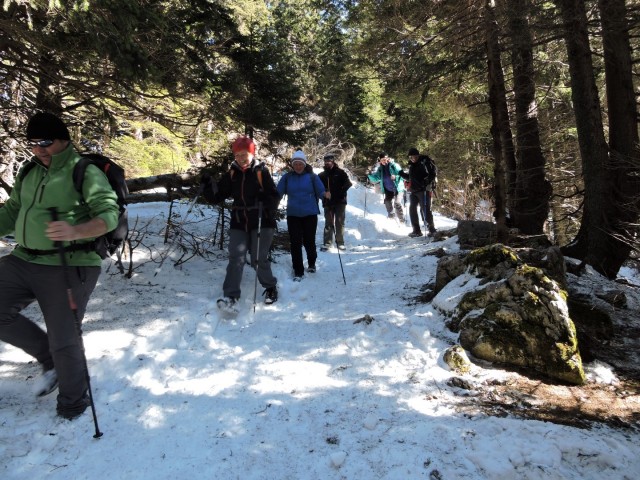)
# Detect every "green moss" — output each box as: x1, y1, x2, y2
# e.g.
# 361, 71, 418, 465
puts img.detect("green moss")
465, 244, 519, 270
